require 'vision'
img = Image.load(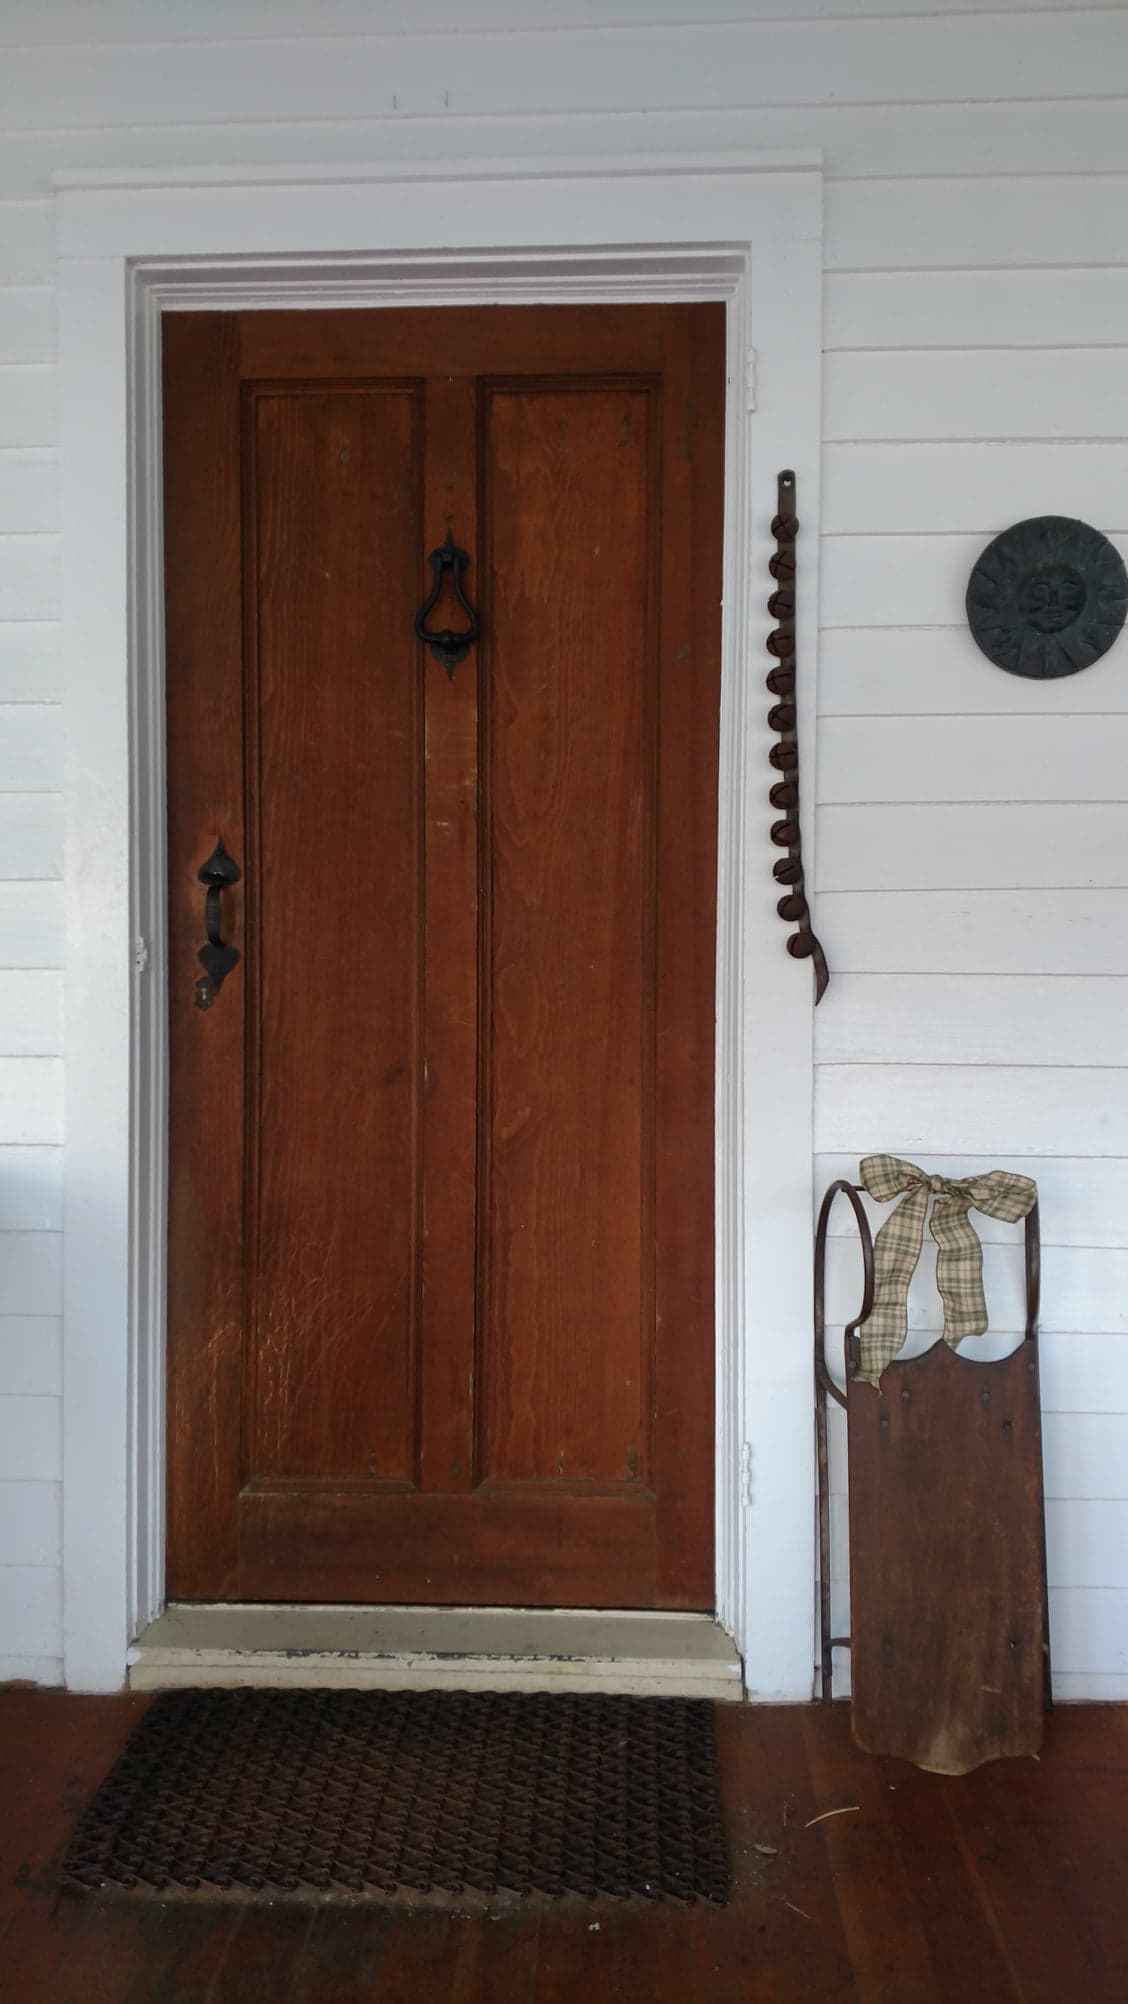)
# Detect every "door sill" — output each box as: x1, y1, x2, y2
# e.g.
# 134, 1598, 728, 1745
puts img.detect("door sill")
128, 1604, 744, 1700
